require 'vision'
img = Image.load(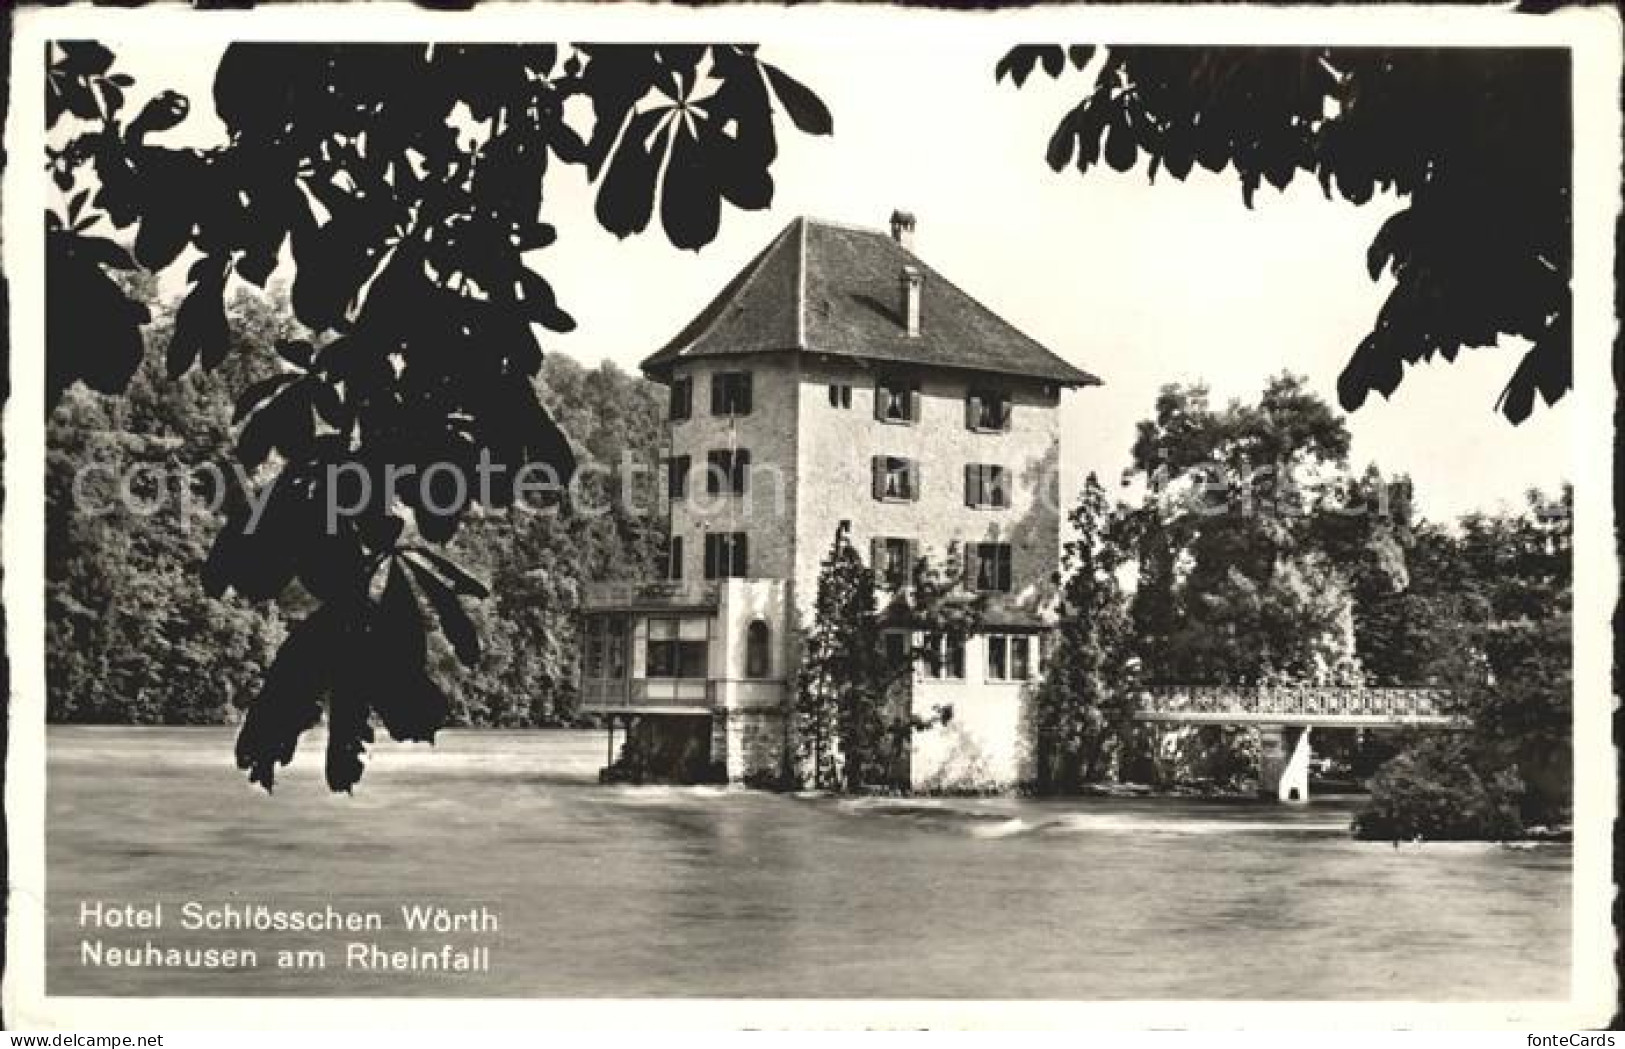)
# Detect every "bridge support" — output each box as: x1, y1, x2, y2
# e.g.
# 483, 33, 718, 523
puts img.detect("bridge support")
1258, 725, 1311, 803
